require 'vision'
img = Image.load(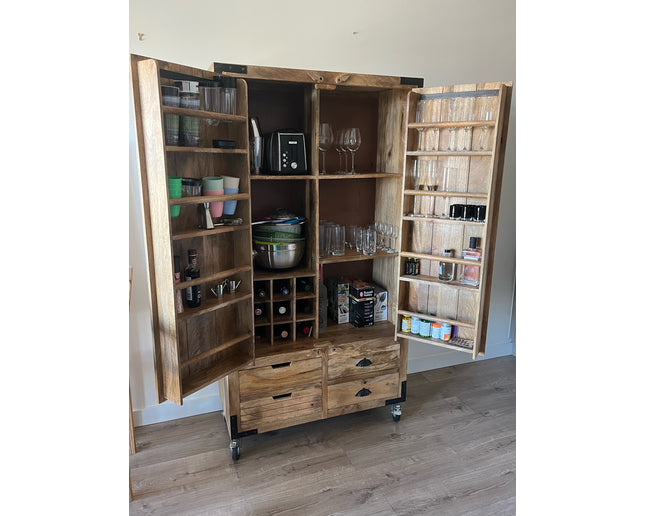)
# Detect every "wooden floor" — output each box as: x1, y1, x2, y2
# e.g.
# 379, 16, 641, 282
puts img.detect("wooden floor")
130, 356, 515, 515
